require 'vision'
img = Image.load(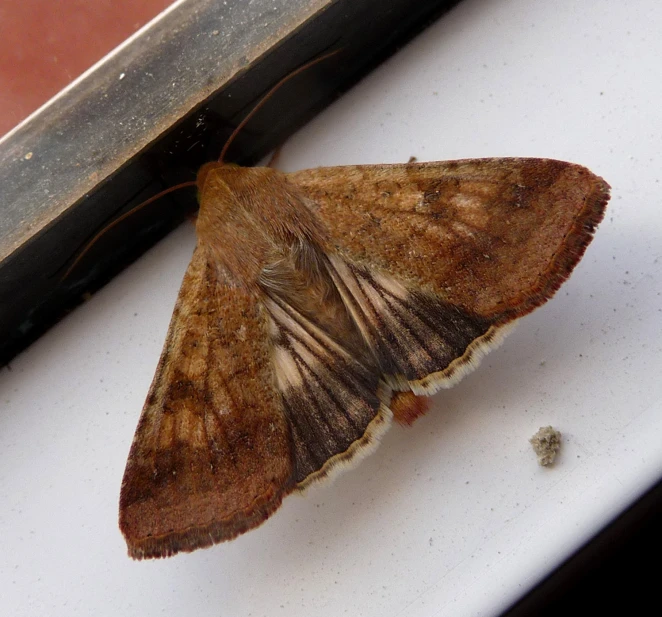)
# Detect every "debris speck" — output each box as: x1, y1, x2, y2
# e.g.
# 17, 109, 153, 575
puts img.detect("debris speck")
530, 426, 561, 466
